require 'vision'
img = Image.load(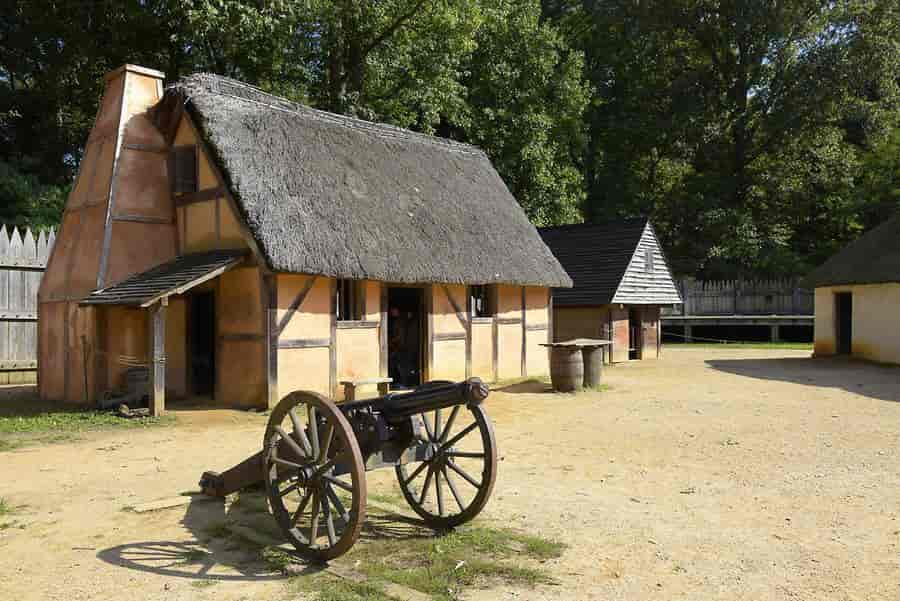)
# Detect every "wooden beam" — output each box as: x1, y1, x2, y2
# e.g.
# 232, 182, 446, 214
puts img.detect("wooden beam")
521, 287, 526, 377
336, 320, 379, 329
148, 300, 166, 416
279, 338, 331, 349
547, 289, 553, 344
329, 279, 337, 398
496, 317, 522, 325
112, 214, 174, 225
491, 288, 498, 382
465, 286, 472, 378
277, 276, 317, 335
434, 332, 466, 342
425, 284, 434, 382
218, 332, 264, 341
264, 274, 278, 408
174, 186, 225, 207
380, 284, 388, 378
